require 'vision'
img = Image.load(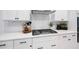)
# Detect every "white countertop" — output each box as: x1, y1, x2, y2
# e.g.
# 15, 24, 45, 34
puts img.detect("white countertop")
0, 30, 77, 41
